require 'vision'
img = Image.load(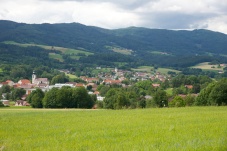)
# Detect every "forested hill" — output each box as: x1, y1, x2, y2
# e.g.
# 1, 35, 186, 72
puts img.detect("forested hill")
1, 20, 227, 56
